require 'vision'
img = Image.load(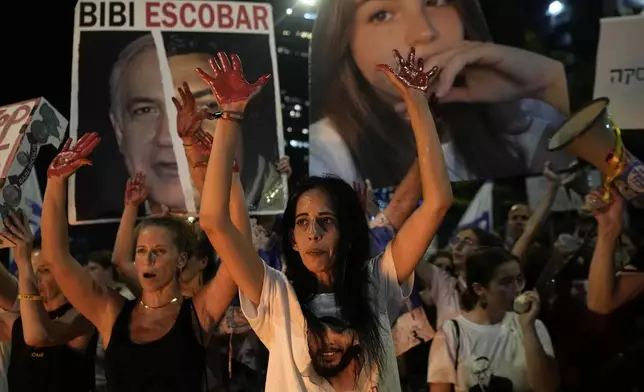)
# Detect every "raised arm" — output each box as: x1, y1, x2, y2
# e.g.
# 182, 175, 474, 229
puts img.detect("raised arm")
111, 173, 149, 297
197, 52, 271, 306
512, 163, 564, 263
42, 134, 123, 334
193, 166, 247, 330
172, 82, 214, 192
376, 48, 453, 284
587, 190, 644, 314
3, 211, 94, 347
172, 79, 245, 330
